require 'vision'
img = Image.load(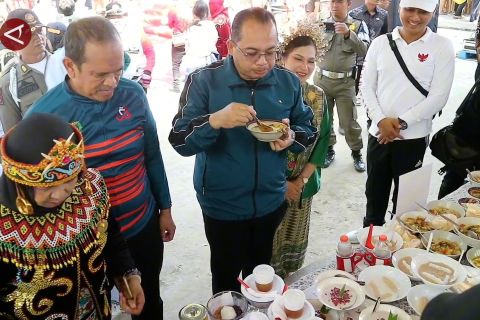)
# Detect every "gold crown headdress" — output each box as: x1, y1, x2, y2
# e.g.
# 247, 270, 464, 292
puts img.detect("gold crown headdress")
279, 17, 328, 59
1, 124, 85, 188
